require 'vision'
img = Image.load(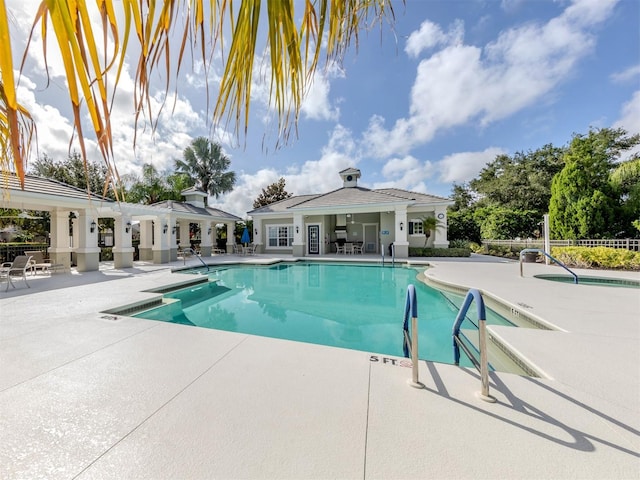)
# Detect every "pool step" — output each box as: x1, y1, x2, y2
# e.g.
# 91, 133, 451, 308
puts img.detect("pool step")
459, 328, 541, 377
